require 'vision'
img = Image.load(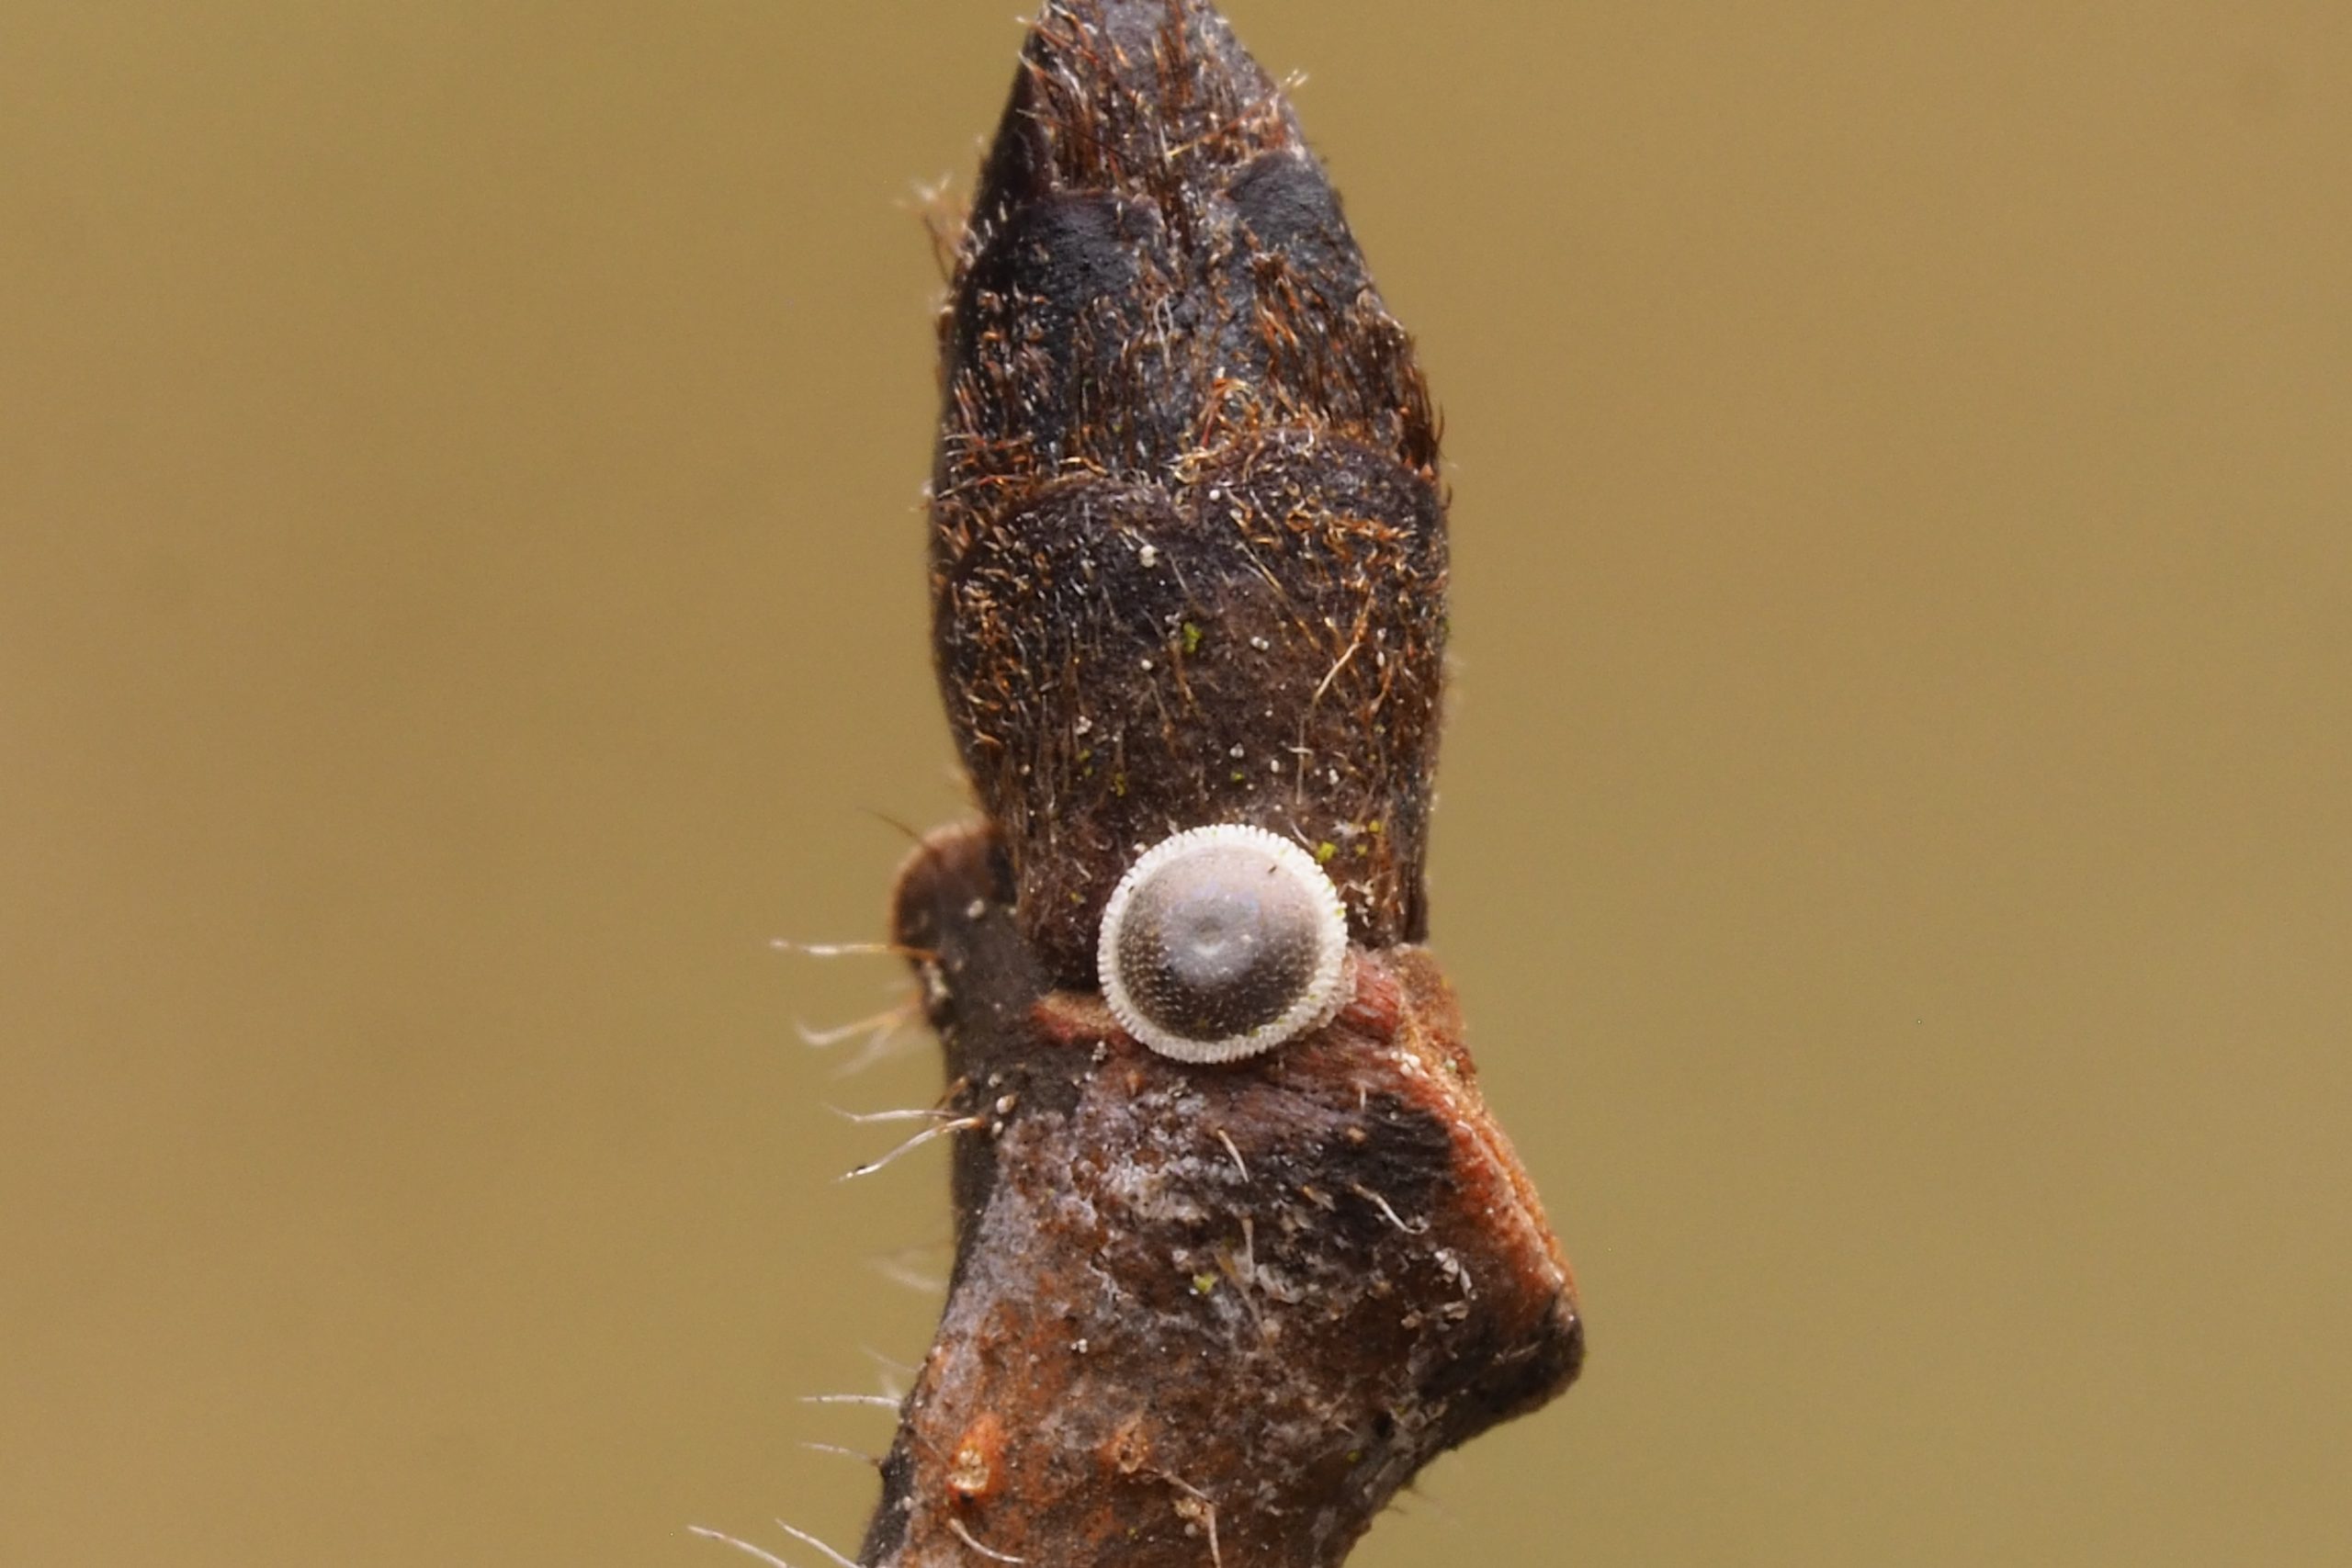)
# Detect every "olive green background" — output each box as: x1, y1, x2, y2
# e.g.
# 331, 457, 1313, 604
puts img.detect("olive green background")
4, 3, 2346, 1564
